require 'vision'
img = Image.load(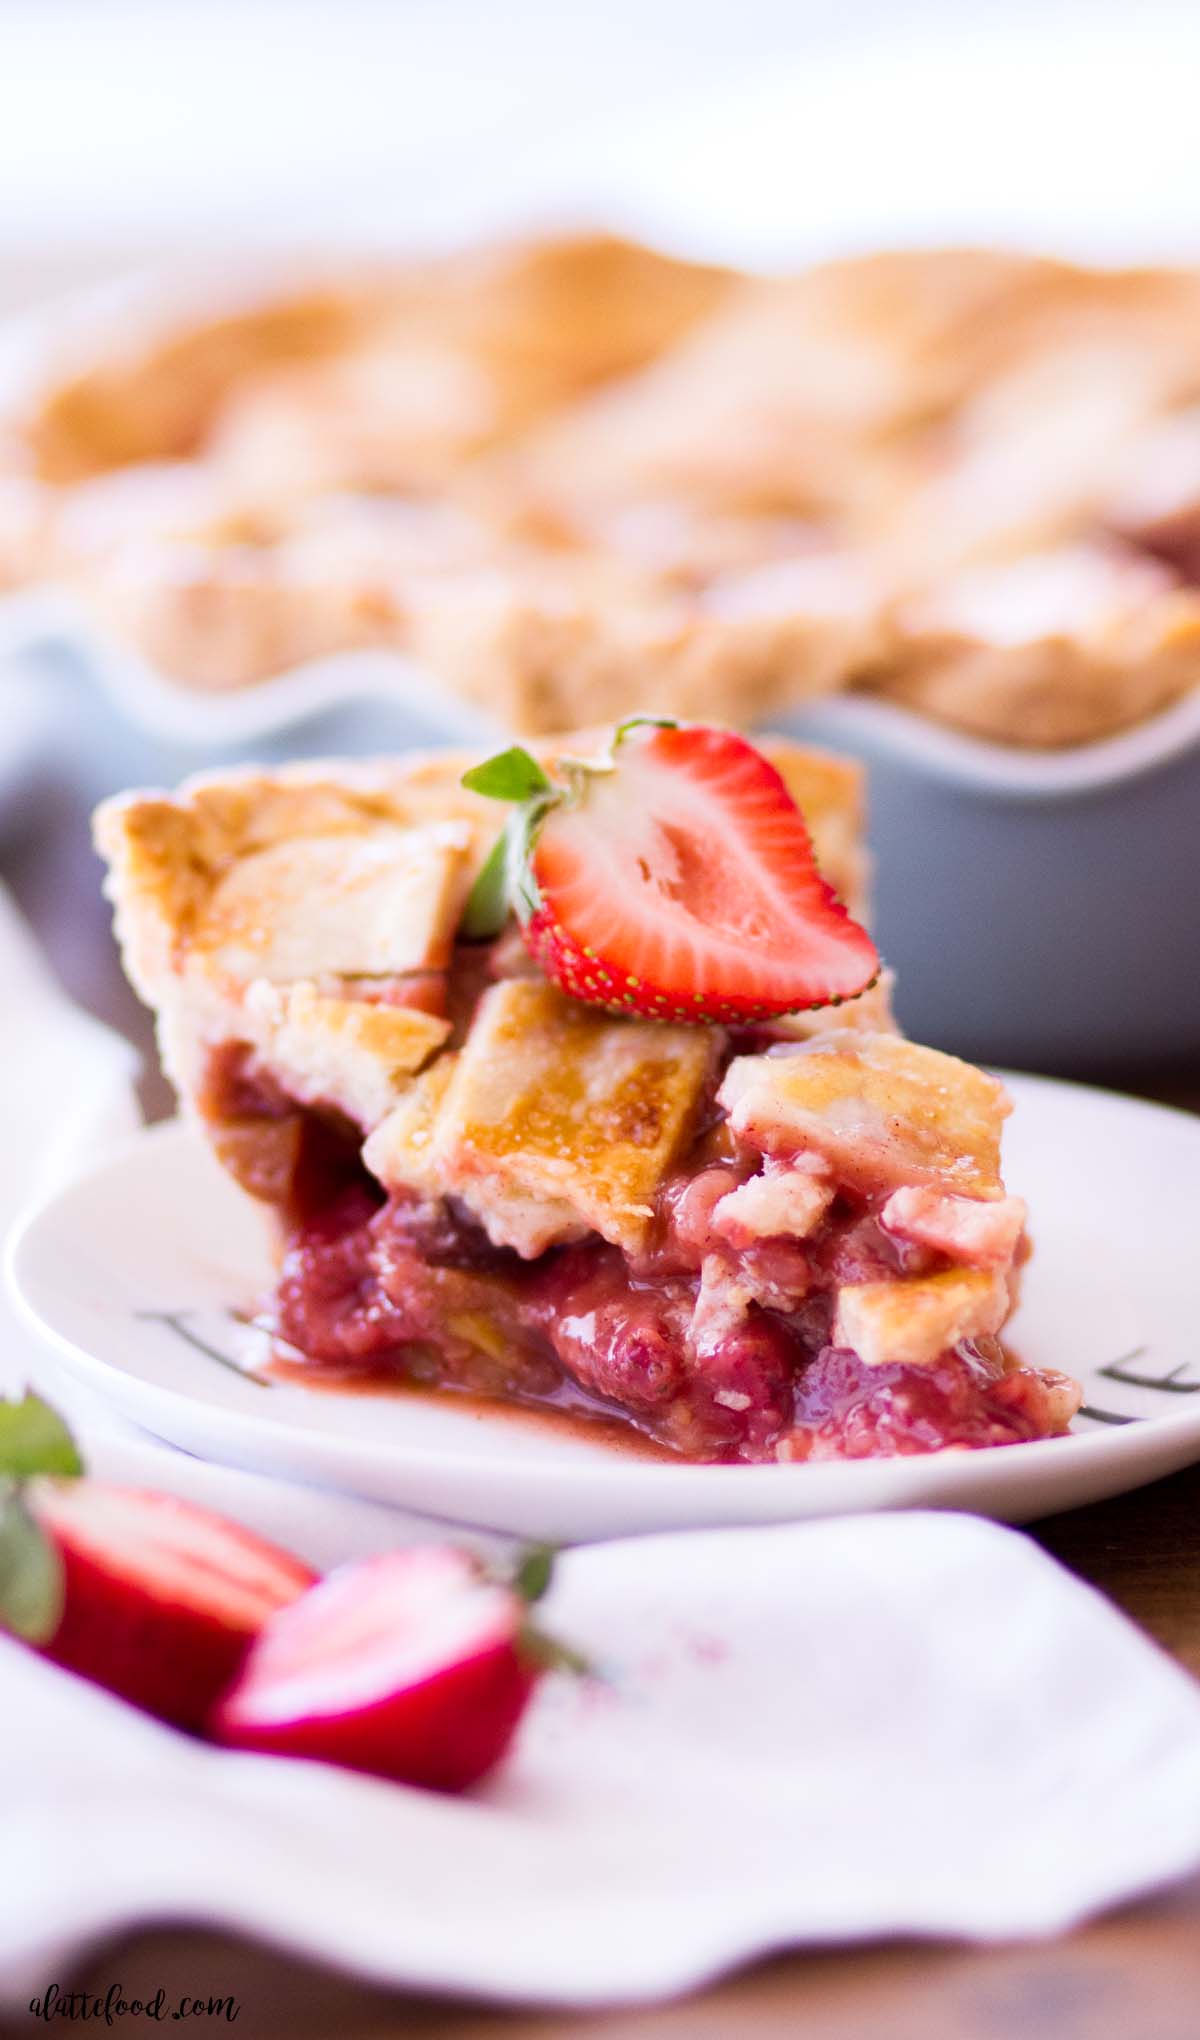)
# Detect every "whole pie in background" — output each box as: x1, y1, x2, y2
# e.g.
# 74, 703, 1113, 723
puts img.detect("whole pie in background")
6, 235, 1200, 745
